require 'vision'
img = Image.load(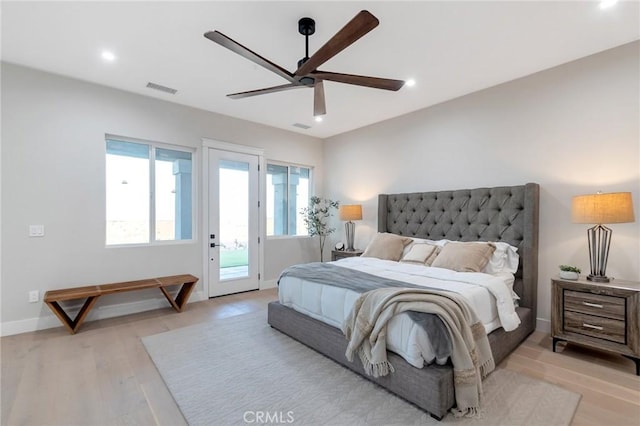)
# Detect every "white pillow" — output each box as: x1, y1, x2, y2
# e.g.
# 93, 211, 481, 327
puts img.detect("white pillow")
483, 242, 519, 275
